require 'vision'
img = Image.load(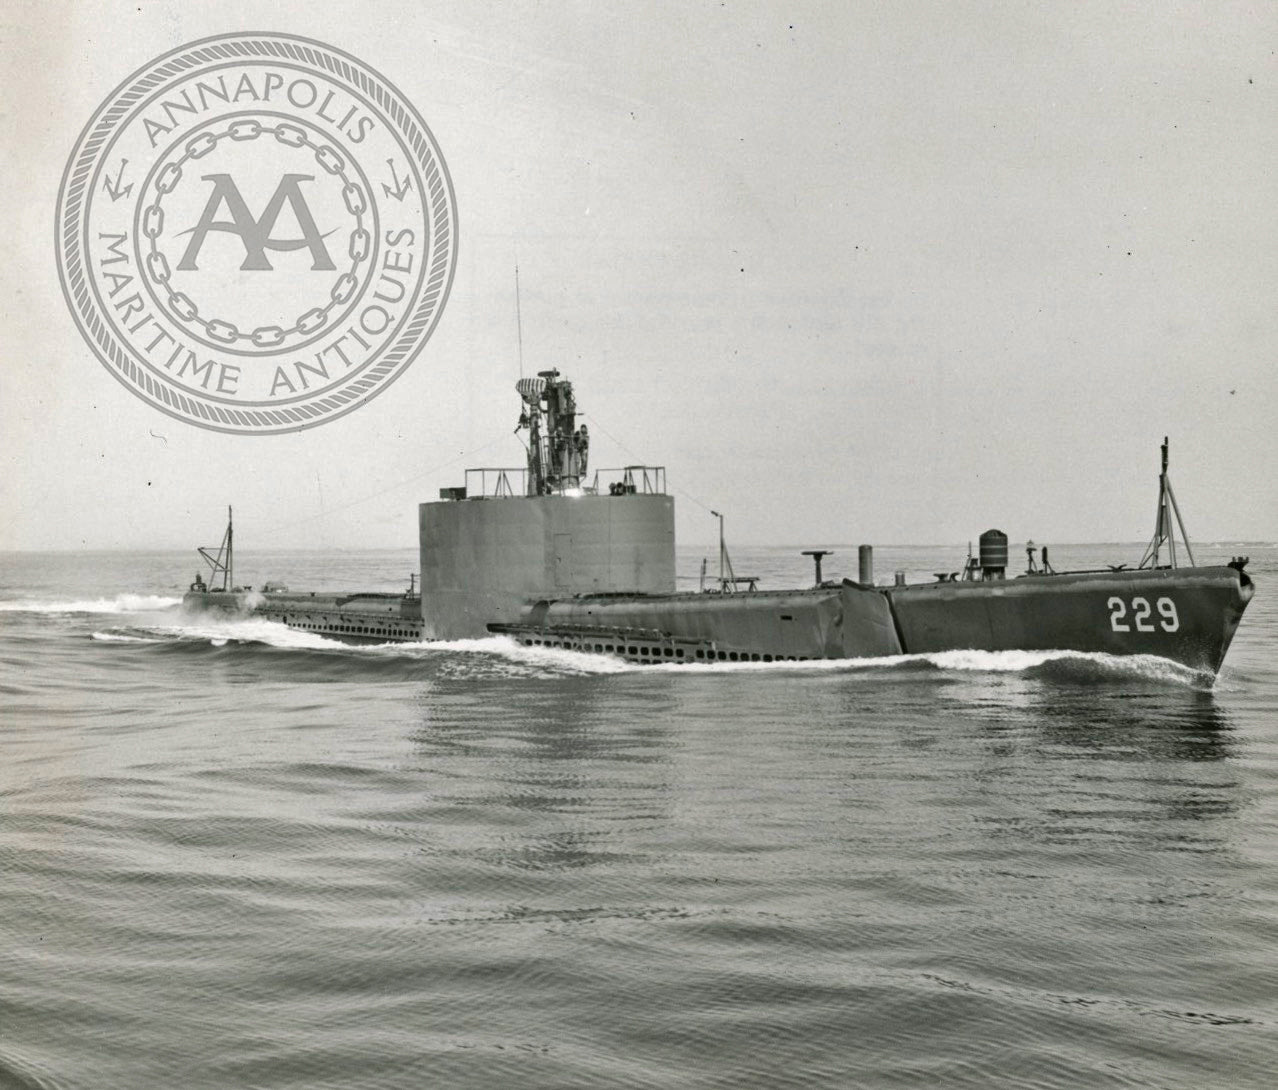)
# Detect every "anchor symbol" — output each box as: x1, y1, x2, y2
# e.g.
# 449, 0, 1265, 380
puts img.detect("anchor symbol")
104, 159, 132, 202
381, 159, 411, 202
